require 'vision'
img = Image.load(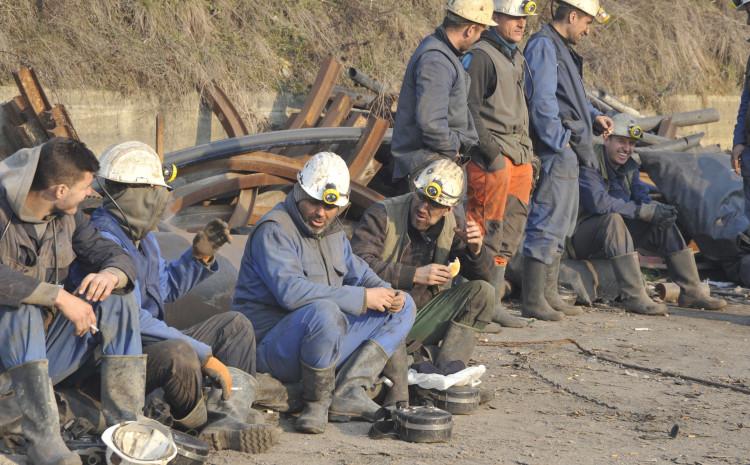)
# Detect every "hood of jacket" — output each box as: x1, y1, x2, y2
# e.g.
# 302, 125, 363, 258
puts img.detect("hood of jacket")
0, 145, 45, 223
